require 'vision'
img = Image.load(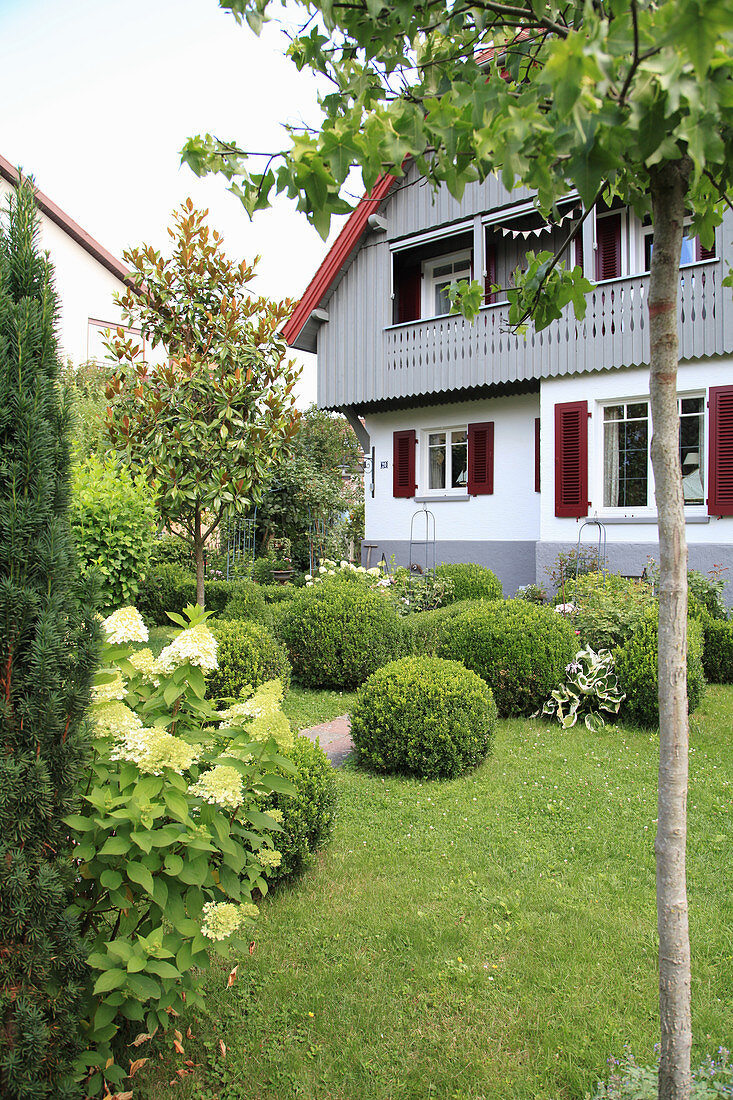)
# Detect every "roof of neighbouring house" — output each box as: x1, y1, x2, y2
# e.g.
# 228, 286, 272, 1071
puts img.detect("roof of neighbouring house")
282, 172, 399, 353
0, 153, 131, 285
